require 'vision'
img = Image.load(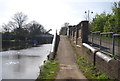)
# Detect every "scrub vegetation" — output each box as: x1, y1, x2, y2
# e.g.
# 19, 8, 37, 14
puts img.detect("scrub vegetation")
36, 60, 59, 81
